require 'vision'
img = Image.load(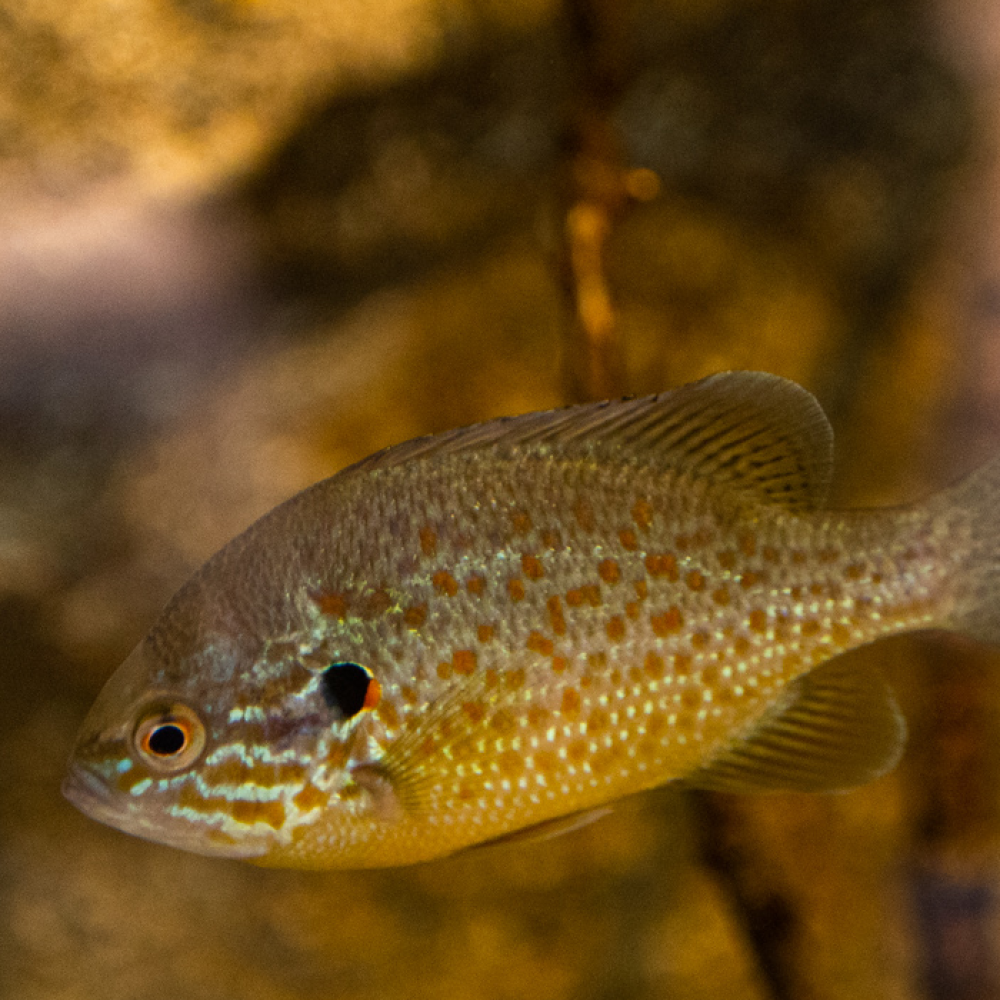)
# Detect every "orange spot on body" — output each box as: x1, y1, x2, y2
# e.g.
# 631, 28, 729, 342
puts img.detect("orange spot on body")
551, 655, 568, 673
527, 705, 549, 727
846, 563, 864, 581
581, 584, 602, 606
512, 511, 533, 535
818, 547, 840, 563
463, 701, 486, 723
625, 601, 640, 620
490, 710, 516, 734
651, 606, 683, 636
437, 661, 452, 680
467, 575, 486, 596
508, 579, 526, 602
791, 550, 807, 565
498, 749, 524, 776
801, 620, 821, 636
691, 630, 710, 649
644, 651, 665, 678
712, 586, 730, 606
588, 707, 609, 732
718, 551, 737, 570
681, 688, 701, 710
527, 631, 554, 656
606, 616, 626, 642
565, 588, 583, 607
453, 650, 477, 676
739, 532, 757, 557
363, 589, 392, 617
673, 652, 692, 675
632, 499, 654, 530
548, 595, 566, 635
404, 604, 427, 628
598, 558, 621, 584
419, 526, 438, 557
686, 570, 705, 591
522, 554, 545, 580
645, 553, 678, 580
535, 749, 558, 774
762, 546, 780, 563
504, 668, 526, 689
433, 571, 459, 597
740, 572, 761, 589
568, 741, 588, 764
748, 609, 768, 633
619, 528, 638, 550
401, 685, 418, 705
315, 592, 348, 619
293, 784, 329, 812
542, 529, 562, 549
830, 623, 852, 646
634, 580, 648, 600
477, 624, 495, 643
782, 653, 803, 673
574, 500, 596, 532
561, 688, 581, 716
